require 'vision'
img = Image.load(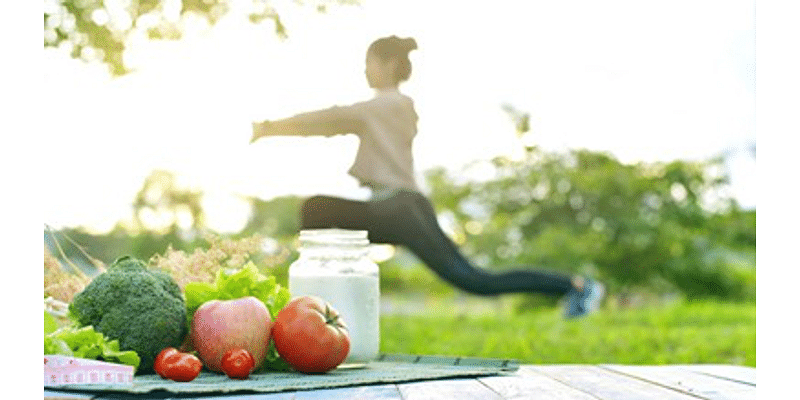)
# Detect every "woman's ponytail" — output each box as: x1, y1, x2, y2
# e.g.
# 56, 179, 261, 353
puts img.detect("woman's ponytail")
399, 37, 418, 53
